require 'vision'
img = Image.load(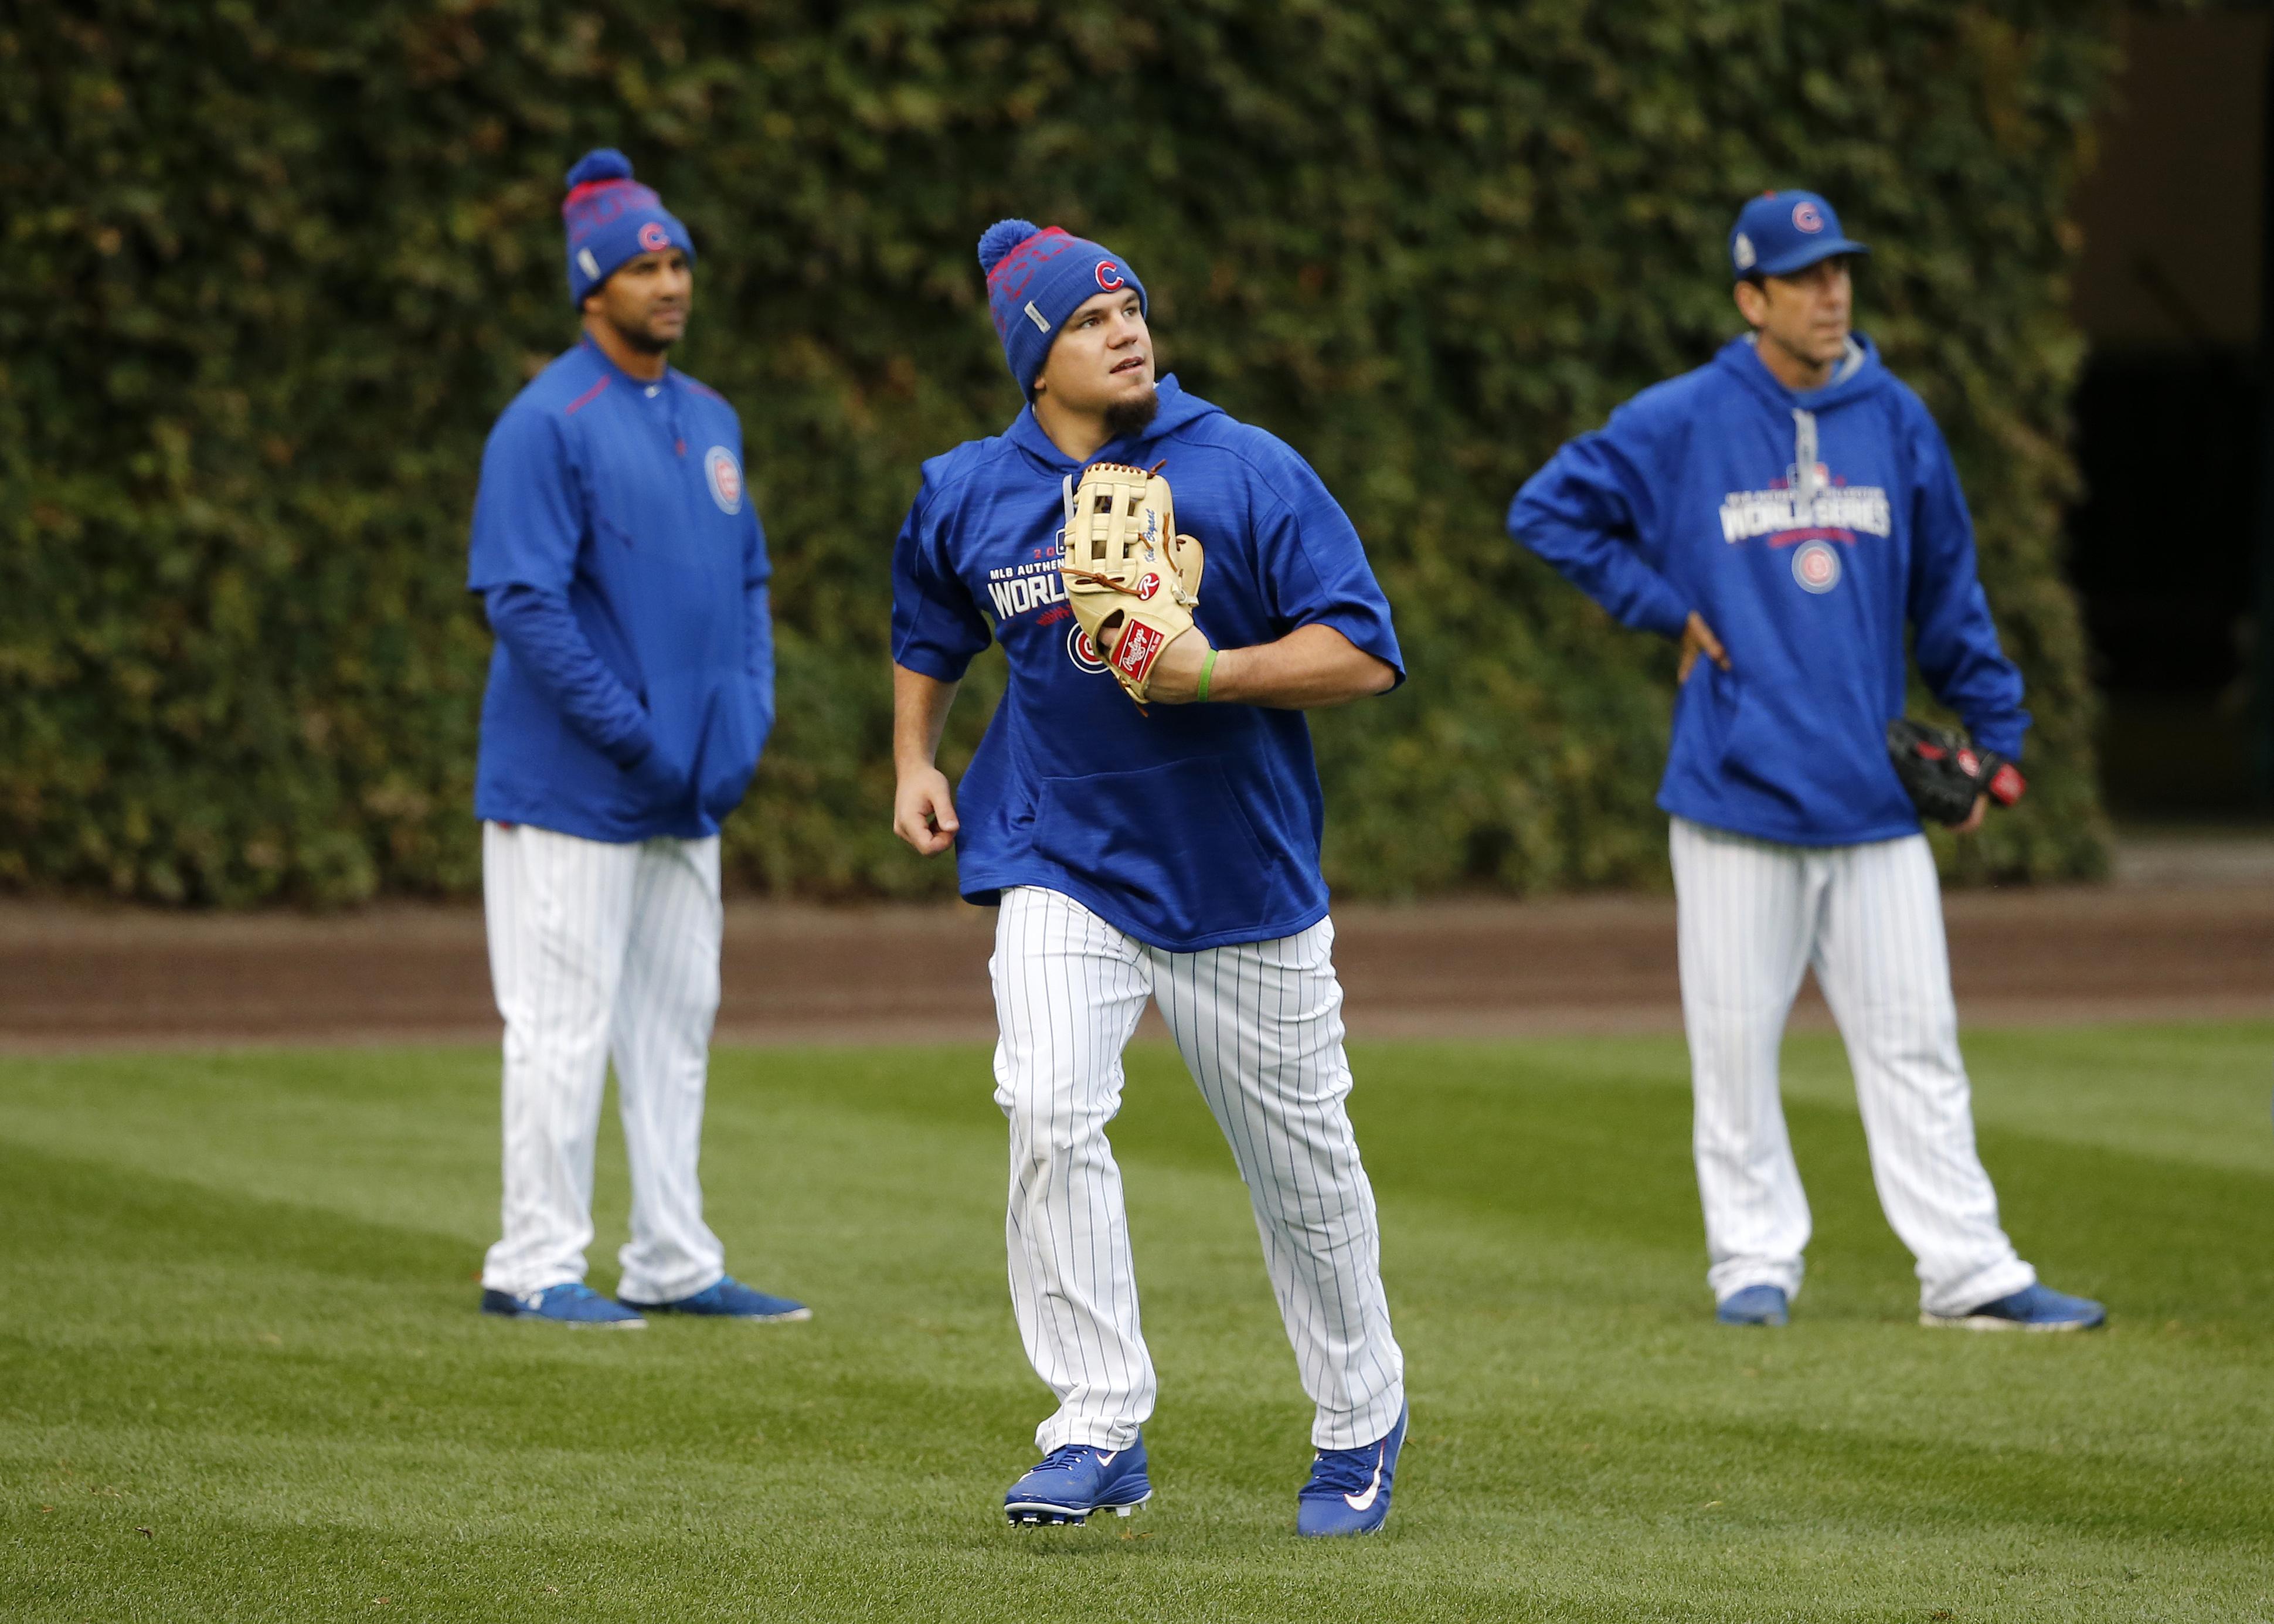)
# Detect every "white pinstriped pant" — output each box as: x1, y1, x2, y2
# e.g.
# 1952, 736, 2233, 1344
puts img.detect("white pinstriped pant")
480, 821, 728, 1304
1670, 817, 2036, 1317
991, 886, 1406, 1454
